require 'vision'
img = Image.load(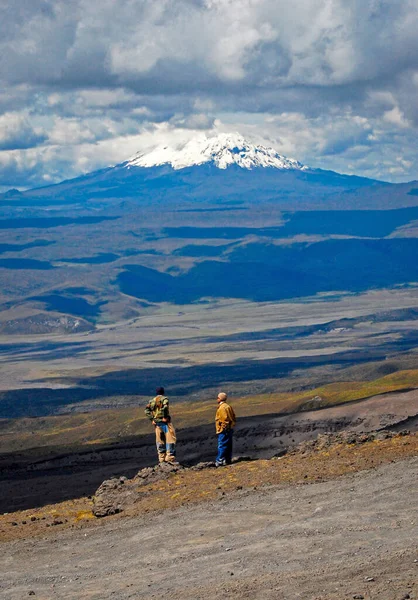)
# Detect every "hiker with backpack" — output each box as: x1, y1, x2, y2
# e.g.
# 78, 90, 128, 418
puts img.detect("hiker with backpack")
215, 392, 236, 467
145, 387, 177, 464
